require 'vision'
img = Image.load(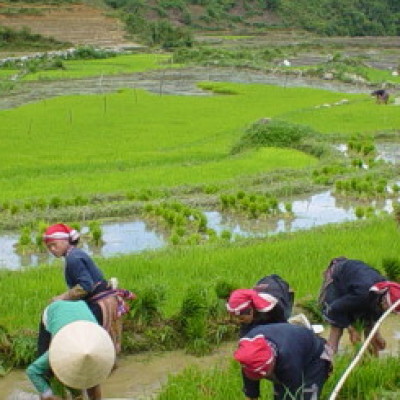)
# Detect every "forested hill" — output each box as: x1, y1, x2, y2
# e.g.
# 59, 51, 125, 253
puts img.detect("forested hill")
105, 0, 400, 36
